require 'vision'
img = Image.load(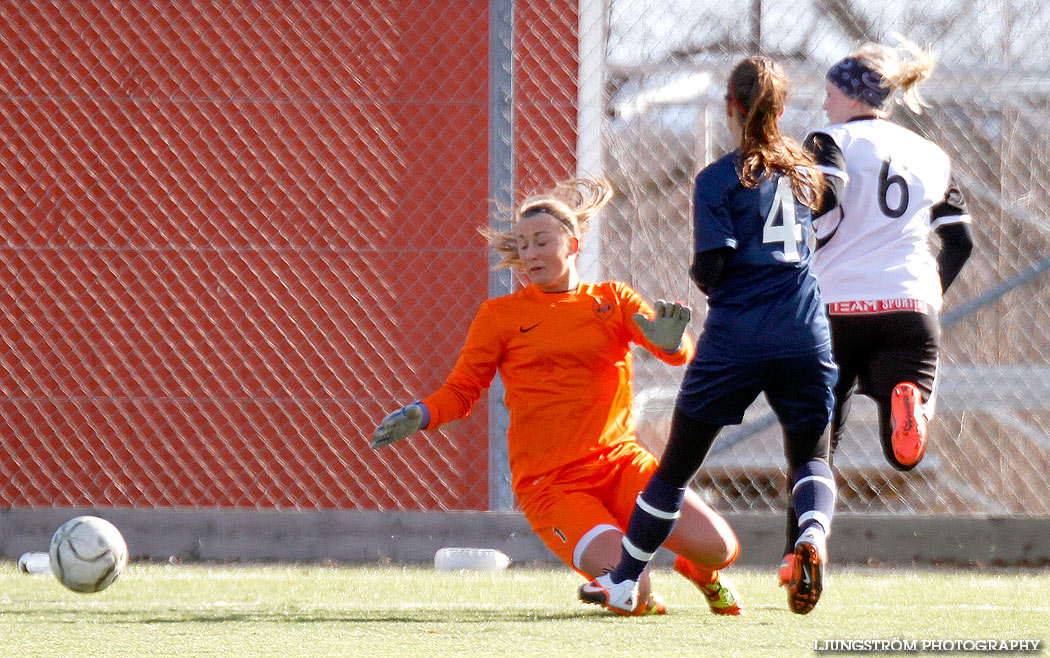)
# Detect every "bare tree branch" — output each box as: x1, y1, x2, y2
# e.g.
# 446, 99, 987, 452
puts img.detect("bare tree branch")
816, 0, 878, 42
